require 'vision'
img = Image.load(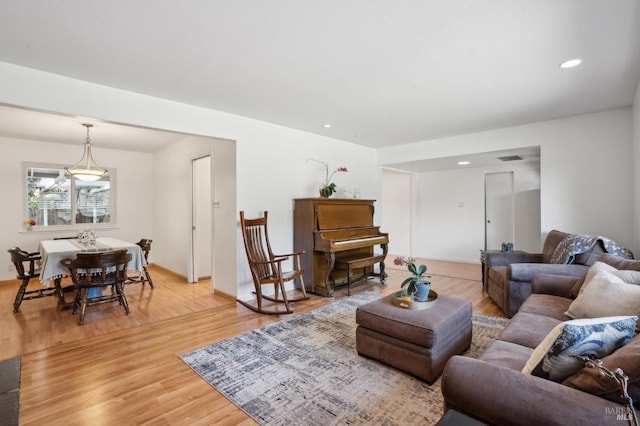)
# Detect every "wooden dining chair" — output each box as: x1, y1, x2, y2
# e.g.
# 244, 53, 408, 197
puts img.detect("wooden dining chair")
8, 247, 57, 313
61, 250, 132, 325
238, 211, 308, 315
128, 239, 154, 288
